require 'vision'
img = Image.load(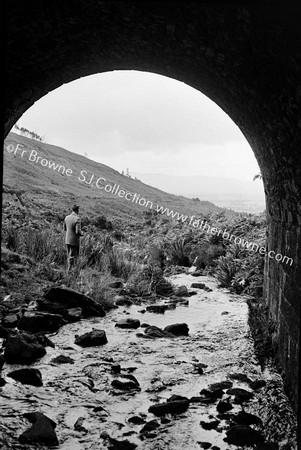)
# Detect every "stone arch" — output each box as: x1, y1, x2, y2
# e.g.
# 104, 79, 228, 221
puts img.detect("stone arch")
3, 1, 301, 419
